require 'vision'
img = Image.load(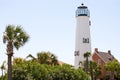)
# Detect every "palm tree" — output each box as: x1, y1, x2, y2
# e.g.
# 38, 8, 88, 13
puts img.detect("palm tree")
26, 52, 58, 66
50, 53, 58, 66
89, 61, 101, 80
3, 25, 29, 80
37, 51, 58, 65
84, 52, 91, 74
